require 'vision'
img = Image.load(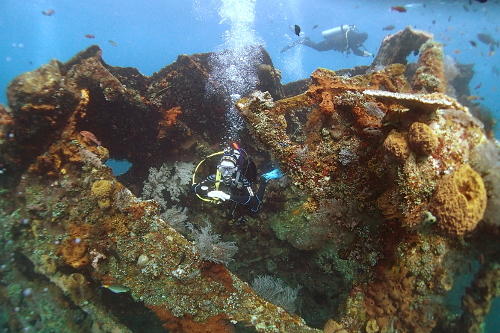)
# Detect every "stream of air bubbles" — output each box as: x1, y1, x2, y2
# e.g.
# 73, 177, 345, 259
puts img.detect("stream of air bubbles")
207, 0, 263, 142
